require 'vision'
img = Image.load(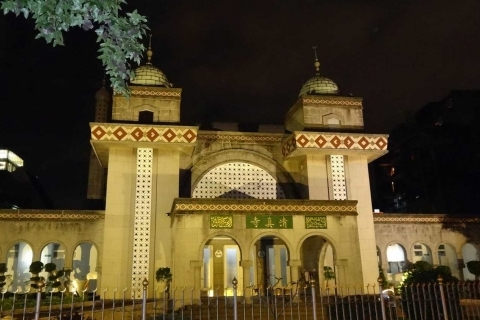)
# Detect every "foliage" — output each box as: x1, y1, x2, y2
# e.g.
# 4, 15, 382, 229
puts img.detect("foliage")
378, 266, 388, 288
441, 217, 480, 244
43, 263, 70, 291
29, 261, 44, 274
29, 261, 46, 289
466, 261, 480, 279
1, 0, 149, 95
400, 261, 459, 320
323, 266, 335, 286
0, 263, 7, 290
401, 261, 458, 287
155, 267, 172, 283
